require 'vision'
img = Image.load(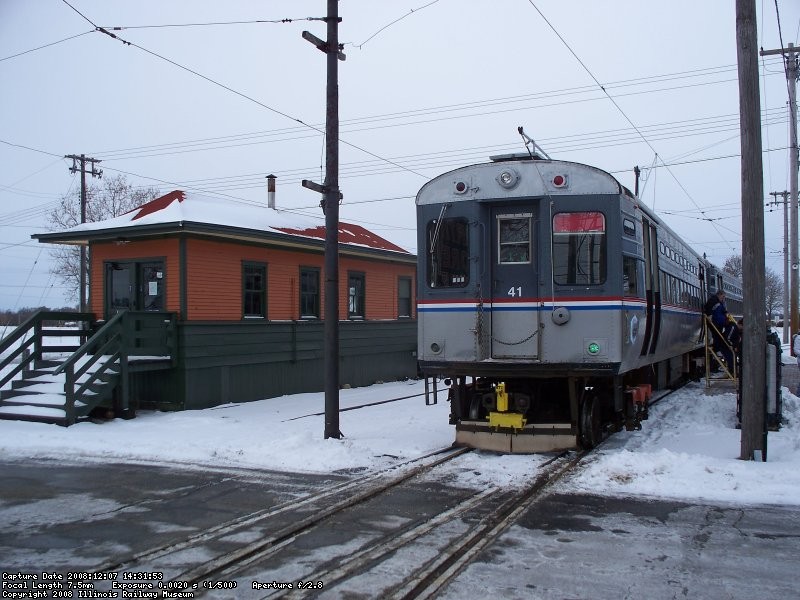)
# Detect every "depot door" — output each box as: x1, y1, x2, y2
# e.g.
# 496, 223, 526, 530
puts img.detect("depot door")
490, 208, 540, 358
105, 261, 165, 317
